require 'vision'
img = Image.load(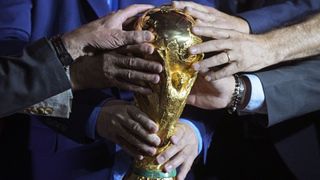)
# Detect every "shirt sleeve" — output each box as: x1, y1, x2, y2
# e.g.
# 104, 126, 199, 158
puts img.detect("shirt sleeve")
242, 74, 266, 112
